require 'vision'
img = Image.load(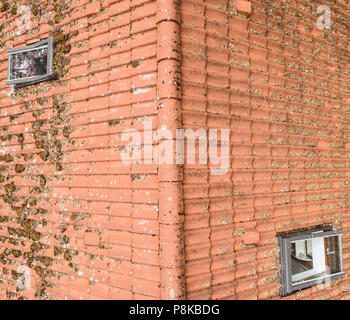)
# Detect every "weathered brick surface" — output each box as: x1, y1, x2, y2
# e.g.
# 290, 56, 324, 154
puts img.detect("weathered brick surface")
181, 0, 350, 300
0, 0, 160, 299
2, 0, 350, 301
